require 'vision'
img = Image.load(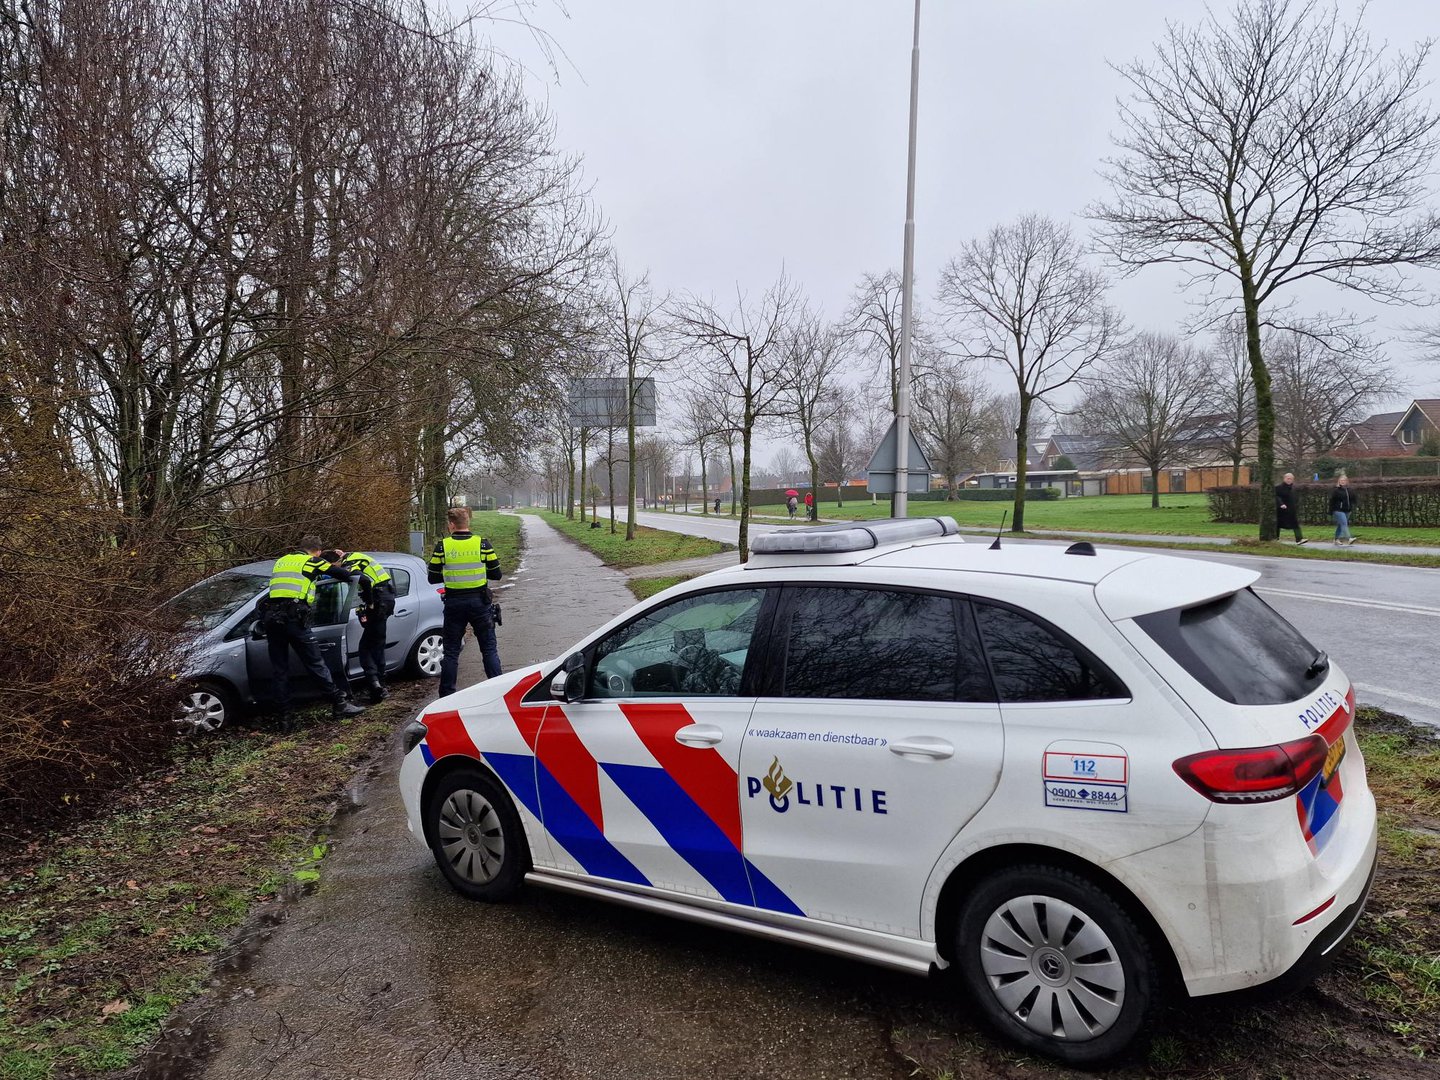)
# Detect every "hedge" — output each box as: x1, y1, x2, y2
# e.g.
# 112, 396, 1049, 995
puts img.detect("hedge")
944, 487, 1063, 502
1311, 456, 1440, 480
1208, 478, 1440, 527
